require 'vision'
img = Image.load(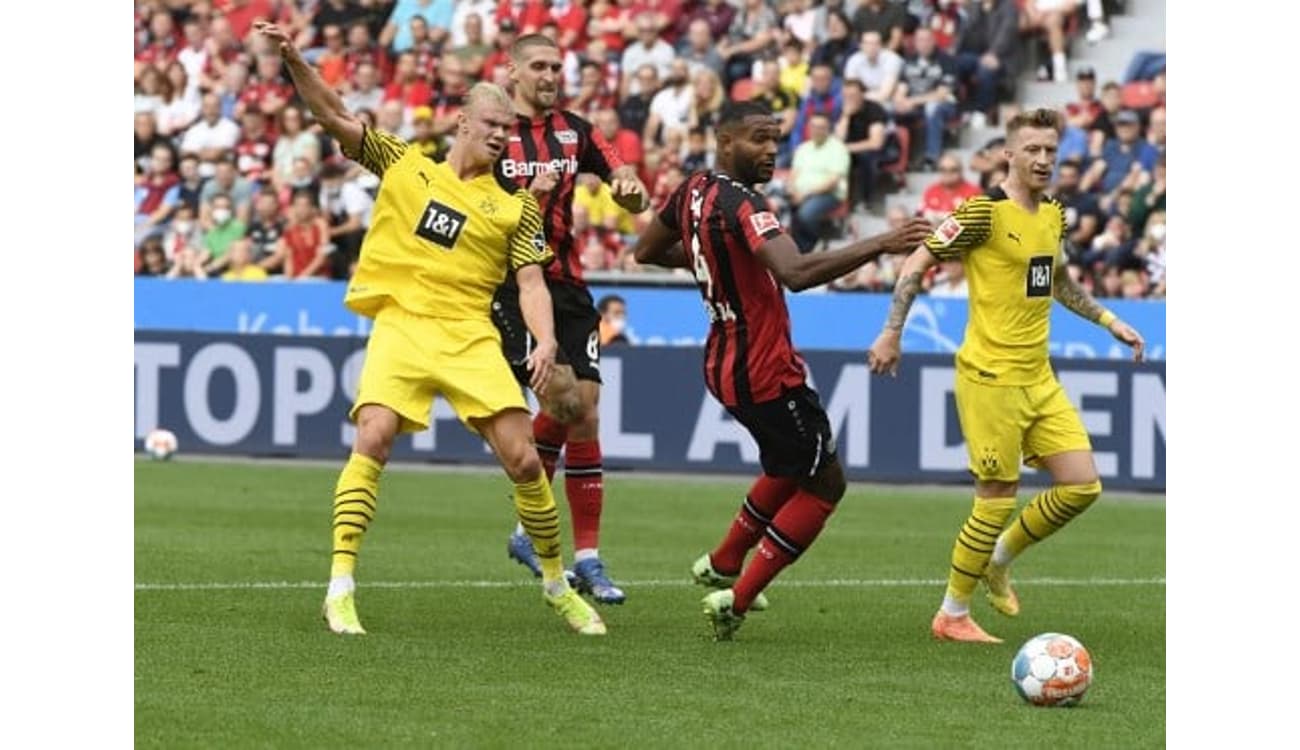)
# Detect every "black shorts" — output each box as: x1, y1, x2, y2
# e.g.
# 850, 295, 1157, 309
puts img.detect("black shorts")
492, 280, 602, 388
726, 385, 838, 479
